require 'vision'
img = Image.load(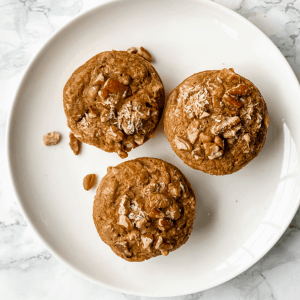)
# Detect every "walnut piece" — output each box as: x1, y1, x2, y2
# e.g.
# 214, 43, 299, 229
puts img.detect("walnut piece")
222, 94, 243, 108
227, 84, 251, 96
223, 124, 241, 138
187, 120, 200, 144
199, 133, 213, 143
127, 47, 138, 54
174, 136, 192, 151
155, 236, 163, 249
214, 136, 224, 149
149, 207, 165, 218
211, 116, 241, 135
104, 78, 128, 96
137, 46, 153, 61
149, 193, 171, 208
118, 215, 133, 229
115, 241, 132, 258
69, 132, 81, 155
203, 143, 223, 160
141, 234, 153, 250
43, 132, 61, 146
243, 133, 251, 143
83, 174, 96, 191
158, 218, 174, 231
